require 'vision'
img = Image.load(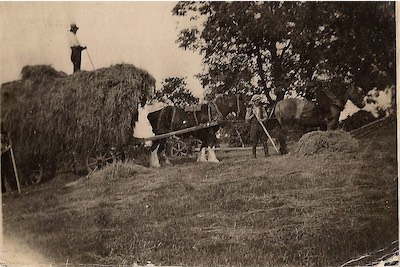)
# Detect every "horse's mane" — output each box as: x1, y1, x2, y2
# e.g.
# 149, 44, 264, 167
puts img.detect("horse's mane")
315, 83, 352, 111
